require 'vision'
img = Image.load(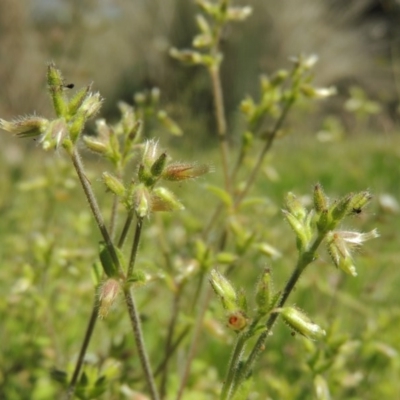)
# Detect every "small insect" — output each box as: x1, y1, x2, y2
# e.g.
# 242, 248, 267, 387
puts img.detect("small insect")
352, 207, 362, 215
63, 83, 75, 89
